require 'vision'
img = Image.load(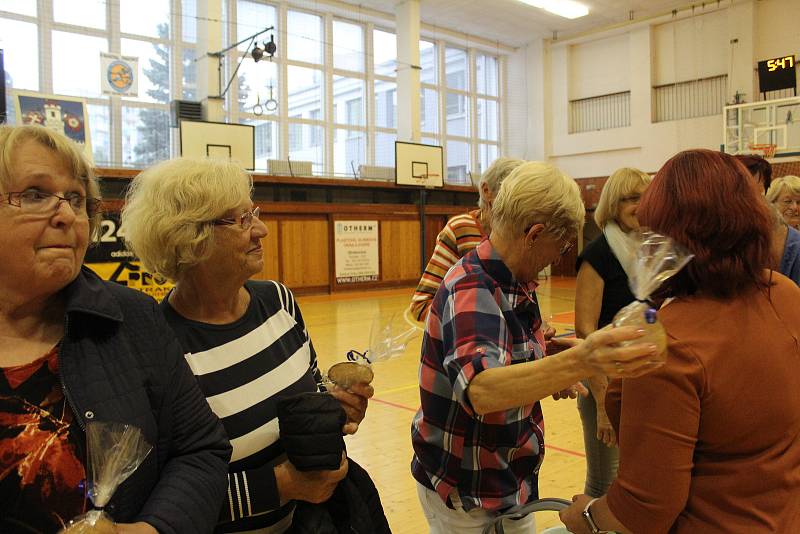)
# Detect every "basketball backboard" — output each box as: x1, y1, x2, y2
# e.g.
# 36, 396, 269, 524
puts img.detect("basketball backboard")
395, 141, 444, 187
723, 96, 800, 159
179, 120, 255, 170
